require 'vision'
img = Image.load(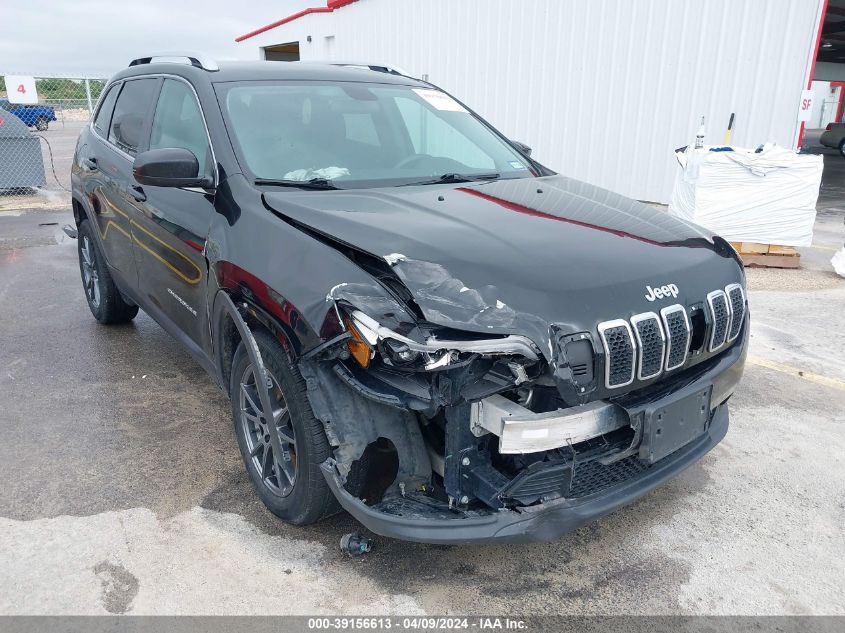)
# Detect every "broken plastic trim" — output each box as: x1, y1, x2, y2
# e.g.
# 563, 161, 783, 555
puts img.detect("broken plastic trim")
348, 310, 540, 362
215, 291, 290, 476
